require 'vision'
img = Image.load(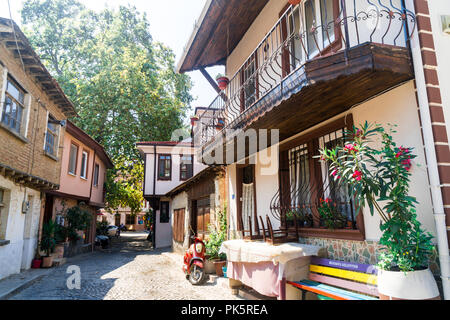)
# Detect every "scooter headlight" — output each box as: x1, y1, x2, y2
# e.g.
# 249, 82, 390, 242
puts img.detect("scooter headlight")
195, 243, 203, 254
